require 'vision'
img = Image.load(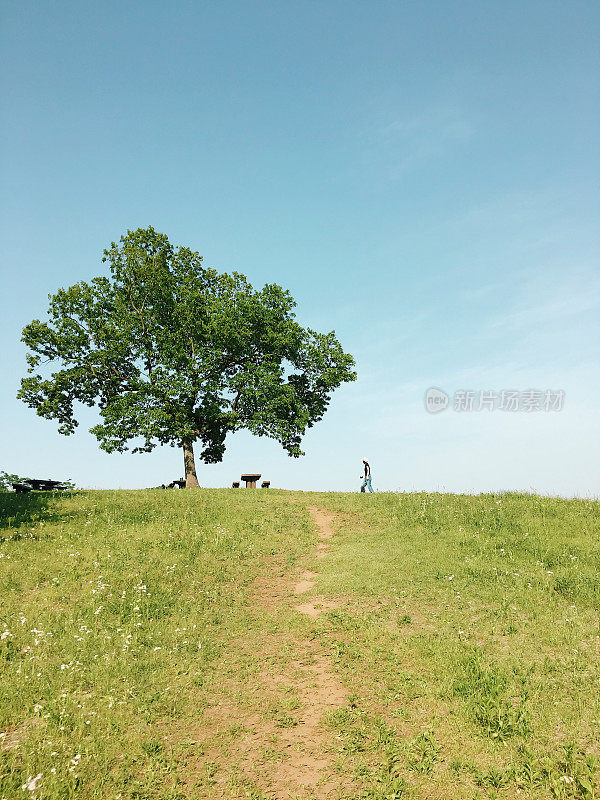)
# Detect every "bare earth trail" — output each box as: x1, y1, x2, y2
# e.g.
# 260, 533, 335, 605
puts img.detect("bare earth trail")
251, 505, 348, 799
186, 503, 354, 800
292, 508, 342, 621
